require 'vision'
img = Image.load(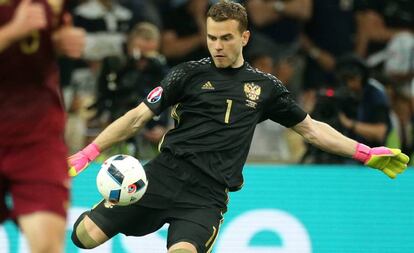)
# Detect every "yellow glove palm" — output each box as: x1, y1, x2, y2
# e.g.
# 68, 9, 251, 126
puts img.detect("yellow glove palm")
365, 148, 409, 179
